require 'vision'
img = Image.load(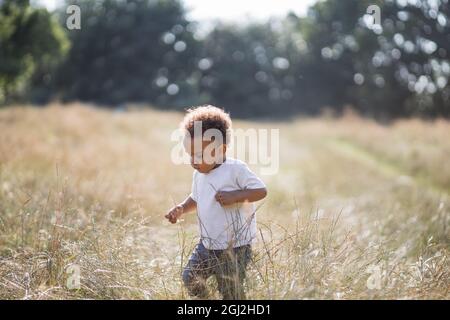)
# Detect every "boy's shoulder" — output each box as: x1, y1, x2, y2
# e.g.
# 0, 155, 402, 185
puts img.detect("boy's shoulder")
223, 157, 248, 169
